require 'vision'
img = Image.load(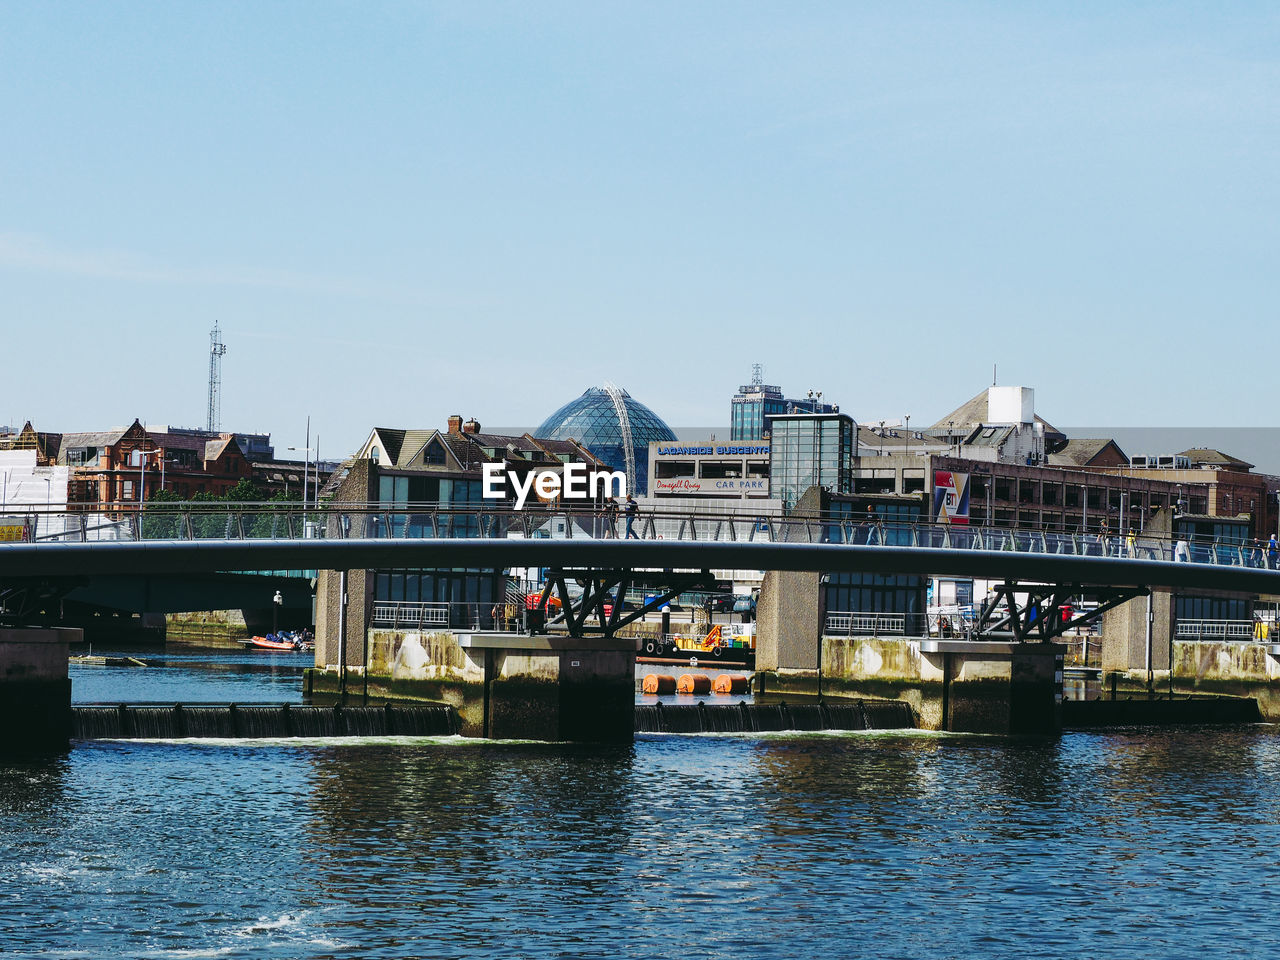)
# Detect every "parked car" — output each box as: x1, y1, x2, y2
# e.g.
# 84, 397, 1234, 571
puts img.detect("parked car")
703, 594, 736, 614
733, 595, 757, 620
